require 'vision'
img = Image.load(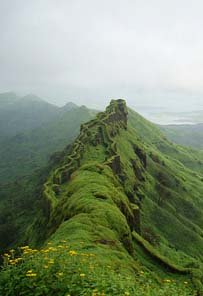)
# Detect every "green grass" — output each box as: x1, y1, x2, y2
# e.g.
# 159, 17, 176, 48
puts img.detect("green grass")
0, 243, 196, 296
